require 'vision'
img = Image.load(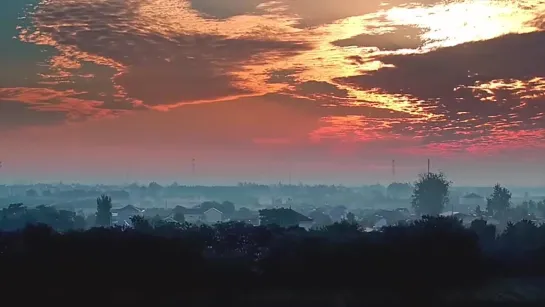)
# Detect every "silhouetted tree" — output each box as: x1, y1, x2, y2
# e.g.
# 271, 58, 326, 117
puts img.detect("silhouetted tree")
322, 220, 360, 236
130, 215, 152, 232
387, 182, 412, 199
26, 189, 38, 197
173, 212, 185, 223
148, 182, 163, 198
308, 210, 332, 227
220, 201, 235, 218
0, 204, 85, 231
95, 195, 112, 227
486, 184, 511, 218
346, 212, 356, 224
259, 208, 308, 228
469, 218, 496, 248
475, 205, 483, 217
537, 200, 545, 218
411, 172, 450, 216
329, 205, 347, 222
499, 220, 540, 252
